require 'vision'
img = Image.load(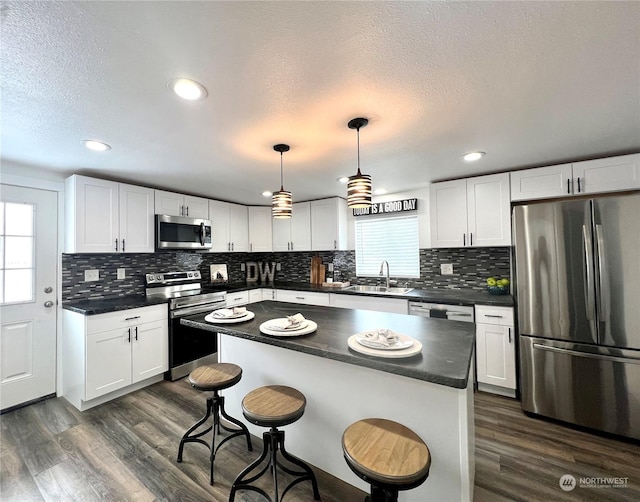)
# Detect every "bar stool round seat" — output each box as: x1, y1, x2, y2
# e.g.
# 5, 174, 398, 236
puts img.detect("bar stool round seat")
176, 363, 252, 485
342, 418, 431, 502
230, 385, 320, 502
189, 363, 242, 391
